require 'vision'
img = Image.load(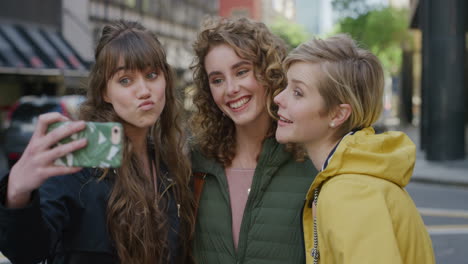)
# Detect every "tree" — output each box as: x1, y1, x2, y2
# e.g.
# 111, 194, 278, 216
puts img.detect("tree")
269, 17, 310, 50
332, 0, 382, 18
332, 0, 410, 75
